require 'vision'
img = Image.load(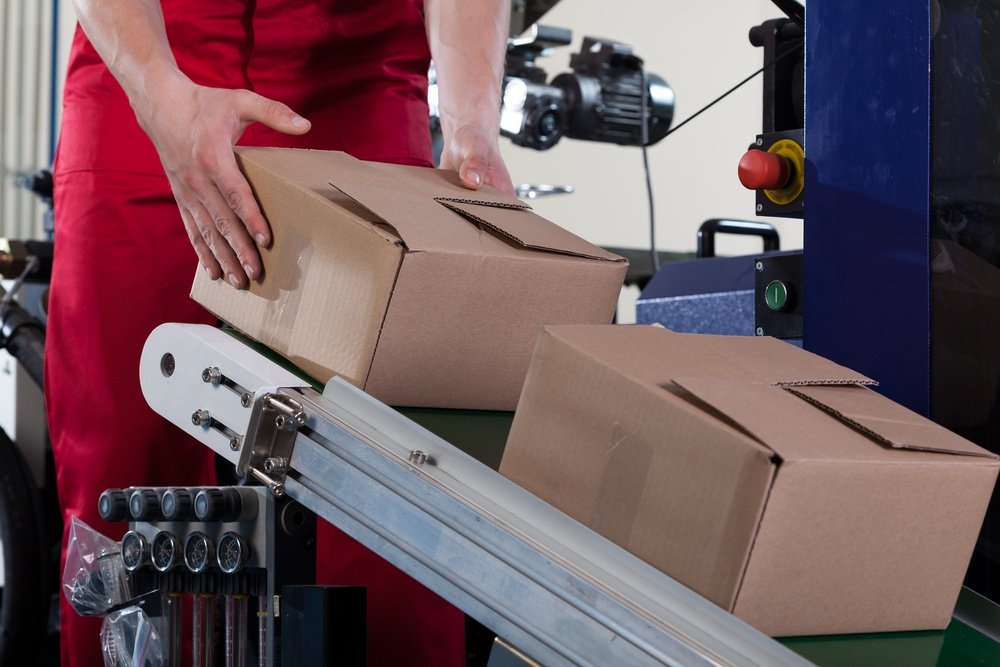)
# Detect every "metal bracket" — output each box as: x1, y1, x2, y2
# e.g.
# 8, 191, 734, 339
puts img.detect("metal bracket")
238, 392, 308, 497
